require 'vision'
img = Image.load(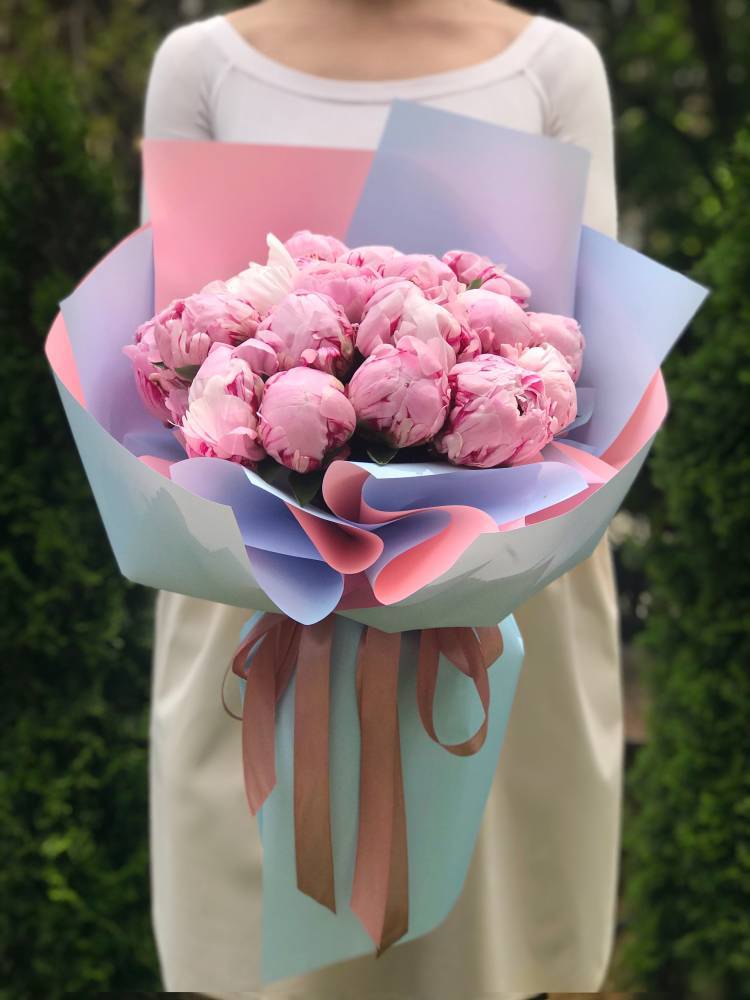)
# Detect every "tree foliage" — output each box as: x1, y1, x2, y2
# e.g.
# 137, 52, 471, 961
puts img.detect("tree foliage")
0, 70, 158, 997
522, 0, 750, 645
618, 120, 750, 996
